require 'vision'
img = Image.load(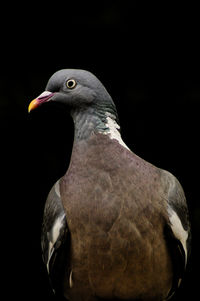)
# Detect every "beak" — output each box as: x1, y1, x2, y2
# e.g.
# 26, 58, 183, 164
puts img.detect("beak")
28, 91, 54, 113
